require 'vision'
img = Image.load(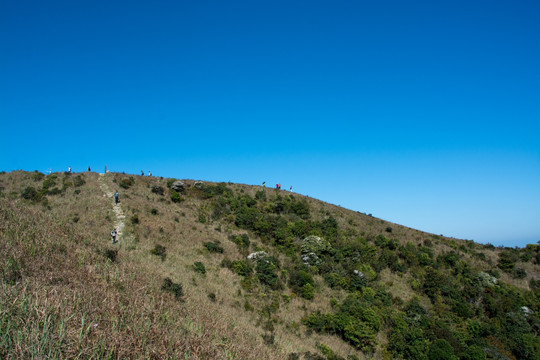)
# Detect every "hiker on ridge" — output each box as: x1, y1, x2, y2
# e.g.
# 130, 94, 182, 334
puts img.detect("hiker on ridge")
111, 228, 117, 244
114, 190, 119, 205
